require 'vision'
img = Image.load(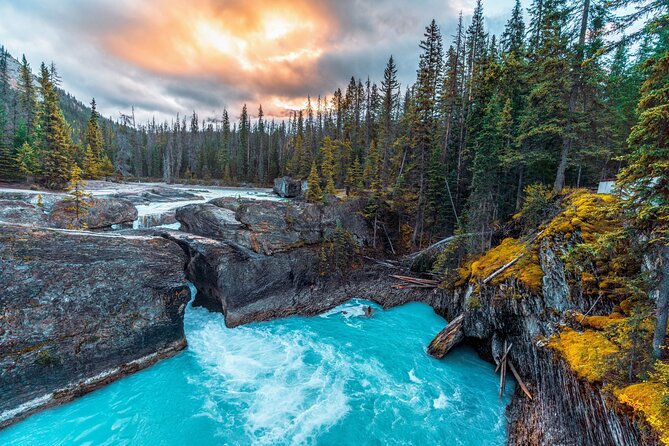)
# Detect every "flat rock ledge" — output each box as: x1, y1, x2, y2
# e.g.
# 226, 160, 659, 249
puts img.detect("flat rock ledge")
0, 224, 191, 429
0, 339, 185, 429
